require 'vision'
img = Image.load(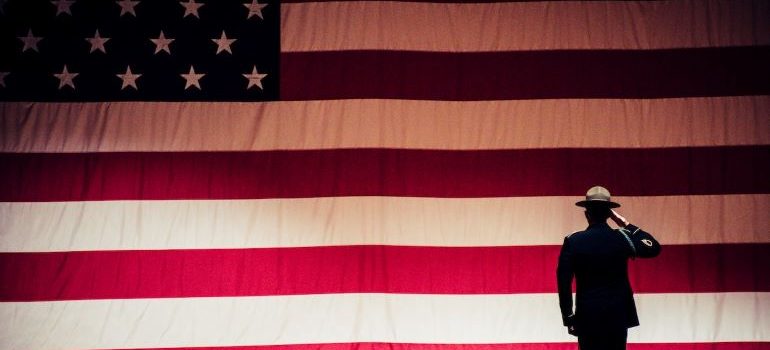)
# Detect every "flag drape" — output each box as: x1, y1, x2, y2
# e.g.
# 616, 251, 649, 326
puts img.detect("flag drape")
1, 0, 769, 349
